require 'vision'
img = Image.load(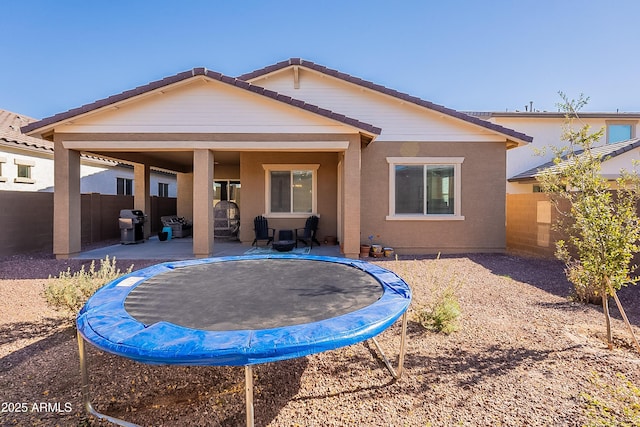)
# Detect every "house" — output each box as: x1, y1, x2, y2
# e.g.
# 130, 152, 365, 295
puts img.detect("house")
0, 109, 177, 195
22, 58, 532, 259
472, 111, 640, 193
509, 137, 640, 185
